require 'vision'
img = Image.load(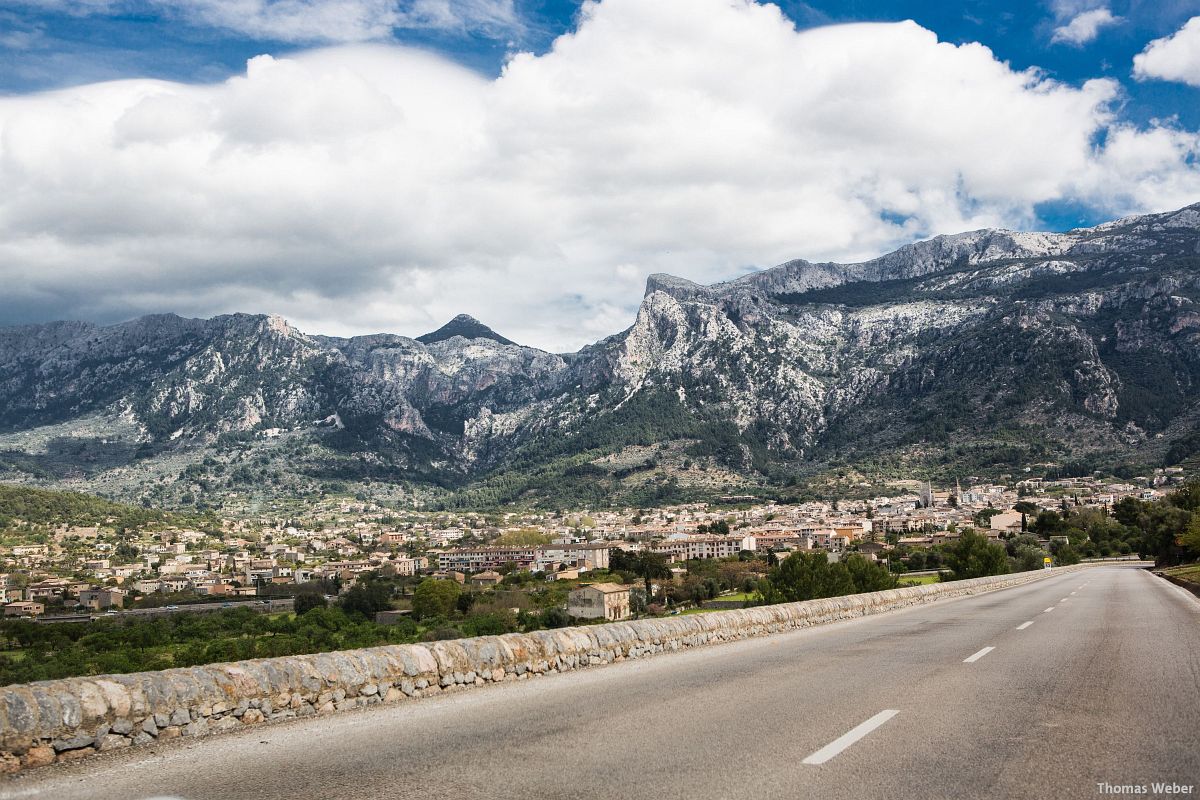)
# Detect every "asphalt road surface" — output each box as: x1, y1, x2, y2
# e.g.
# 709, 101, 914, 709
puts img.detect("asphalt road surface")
37, 599, 294, 625
6, 565, 1198, 800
